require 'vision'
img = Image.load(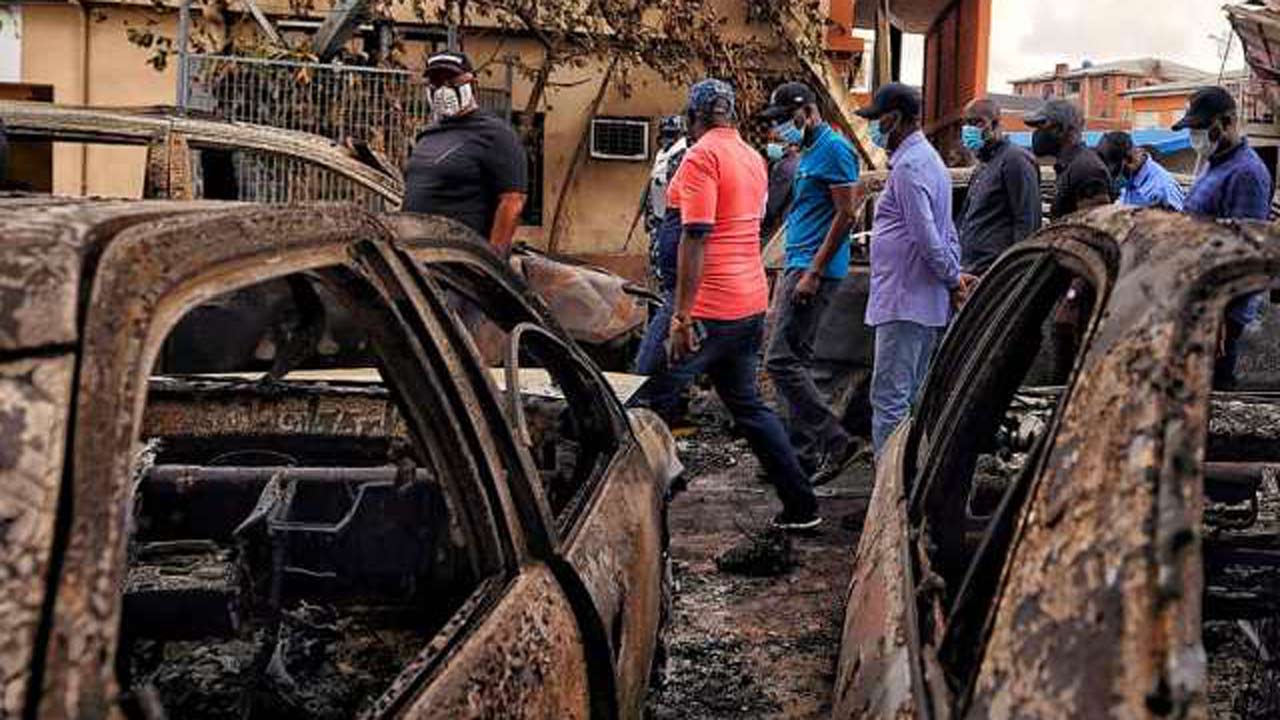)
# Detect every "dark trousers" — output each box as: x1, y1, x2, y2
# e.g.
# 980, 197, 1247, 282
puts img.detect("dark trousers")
633, 289, 674, 375
635, 313, 817, 517
765, 269, 849, 470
